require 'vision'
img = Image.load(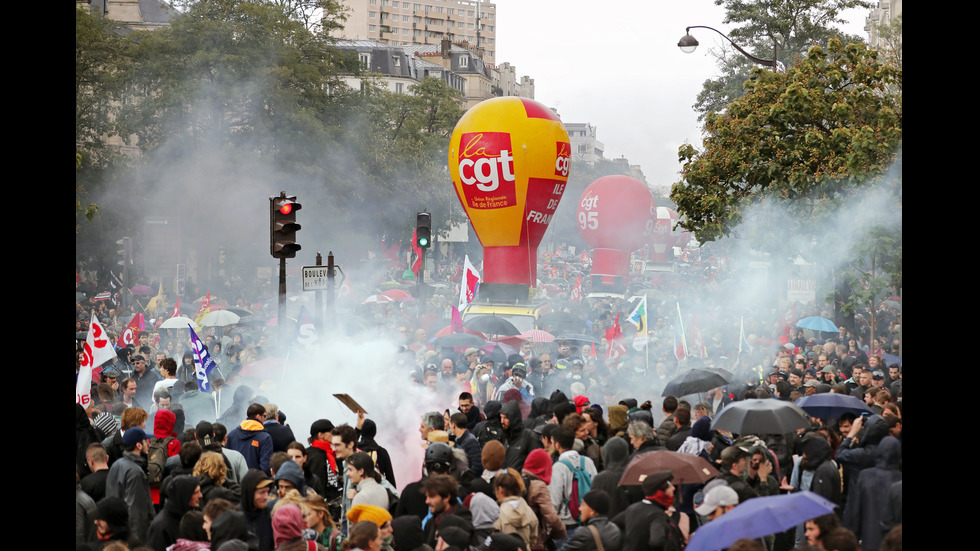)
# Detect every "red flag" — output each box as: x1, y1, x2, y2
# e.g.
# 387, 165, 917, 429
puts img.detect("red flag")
570, 273, 582, 302
411, 230, 422, 275
689, 314, 707, 359
605, 313, 627, 363
451, 306, 464, 333
194, 291, 211, 324
580, 250, 590, 264
779, 303, 798, 335
116, 313, 143, 349
171, 297, 181, 318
